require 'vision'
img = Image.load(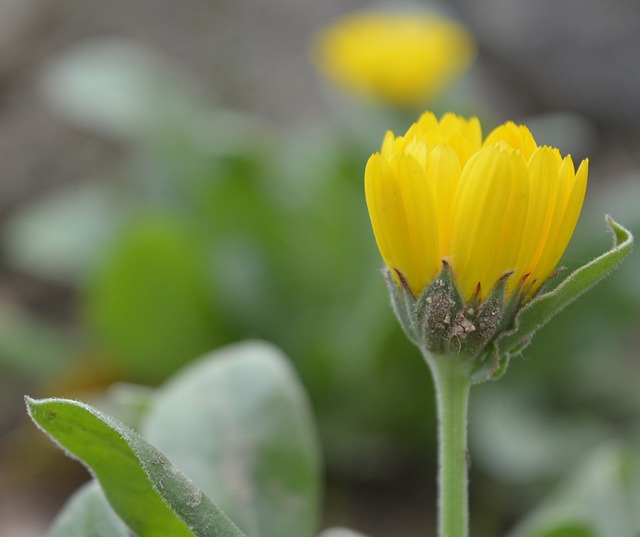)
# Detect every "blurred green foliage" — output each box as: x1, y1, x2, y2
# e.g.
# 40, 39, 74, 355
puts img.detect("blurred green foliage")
2, 37, 639, 535
3, 40, 434, 473
85, 214, 222, 379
